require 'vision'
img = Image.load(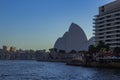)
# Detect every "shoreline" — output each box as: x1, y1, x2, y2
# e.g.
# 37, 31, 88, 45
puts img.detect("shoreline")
36, 58, 120, 69
66, 61, 120, 69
